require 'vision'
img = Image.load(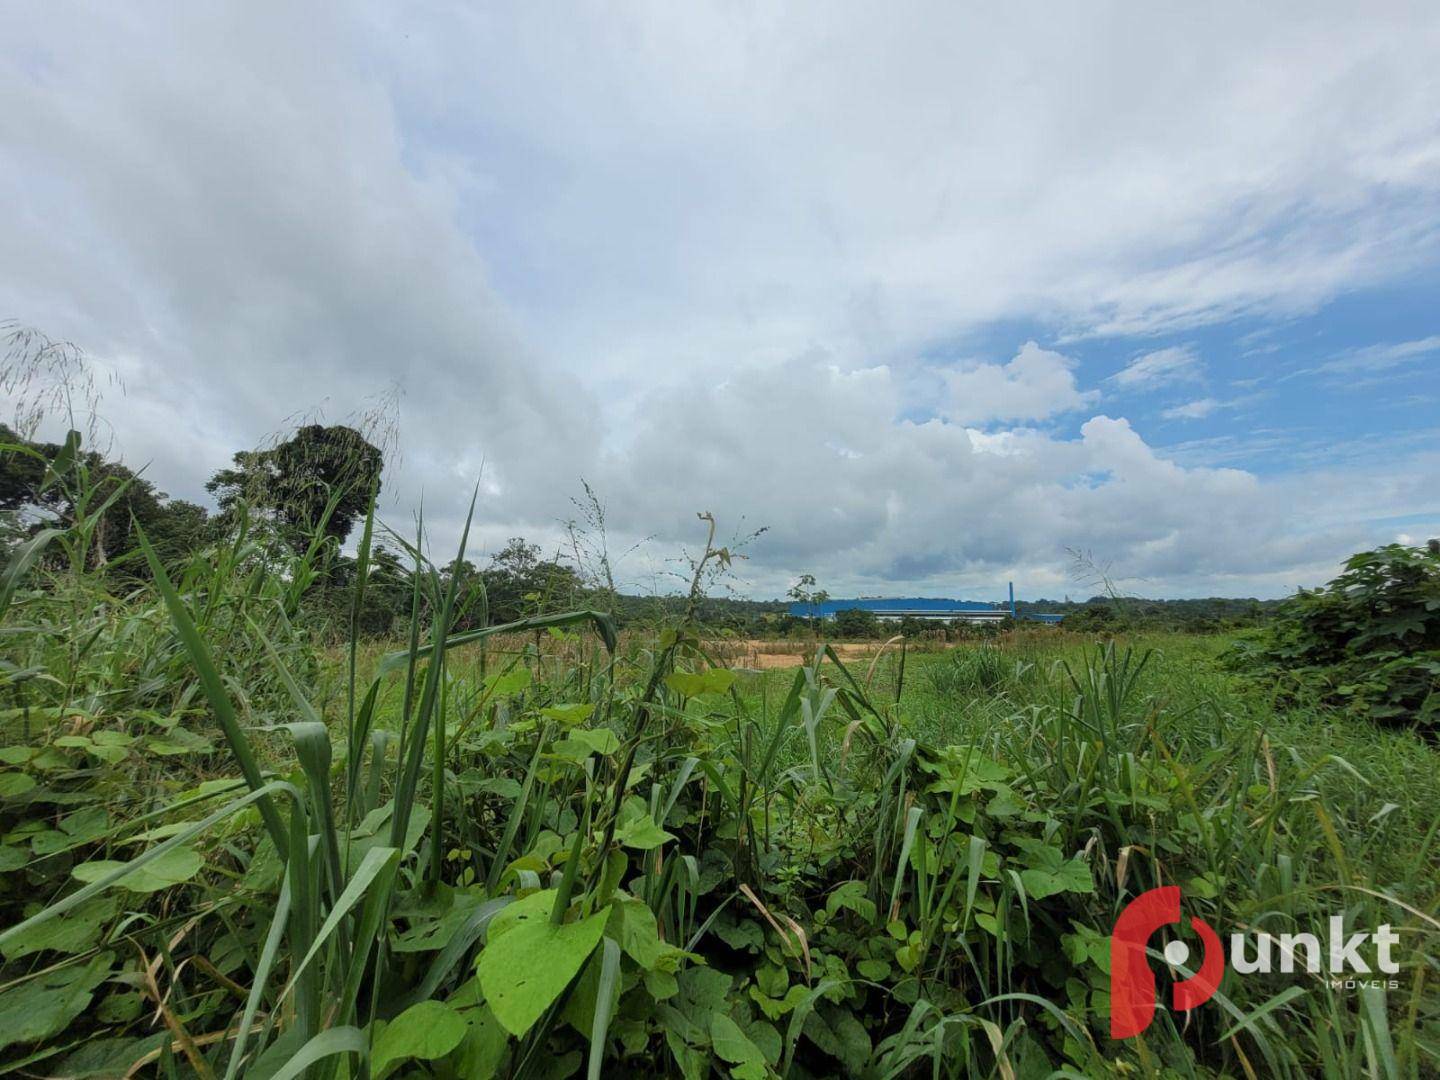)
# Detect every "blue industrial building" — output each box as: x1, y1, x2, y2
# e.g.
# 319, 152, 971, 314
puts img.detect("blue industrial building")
787, 582, 1063, 625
